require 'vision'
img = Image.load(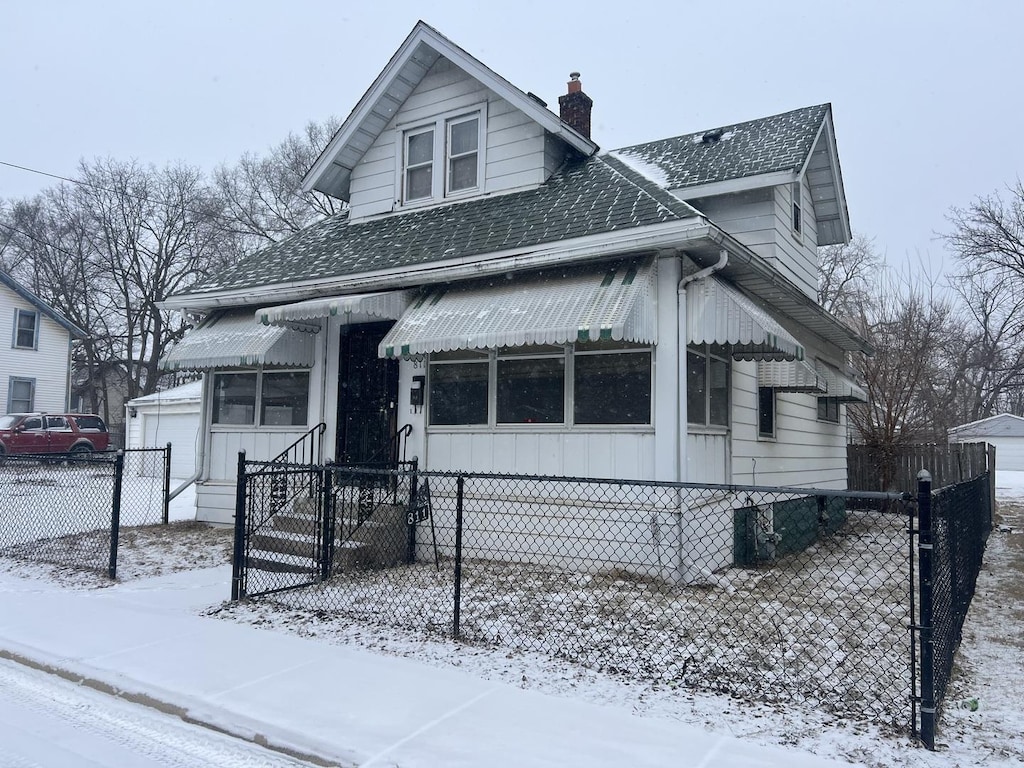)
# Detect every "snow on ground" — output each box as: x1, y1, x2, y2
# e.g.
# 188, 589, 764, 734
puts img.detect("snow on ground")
0, 481, 1021, 767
